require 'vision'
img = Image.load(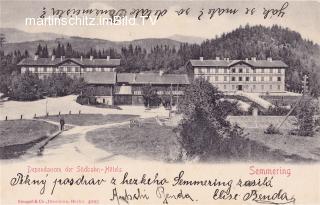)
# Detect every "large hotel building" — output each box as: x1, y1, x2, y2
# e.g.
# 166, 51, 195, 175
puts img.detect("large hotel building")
187, 57, 287, 93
